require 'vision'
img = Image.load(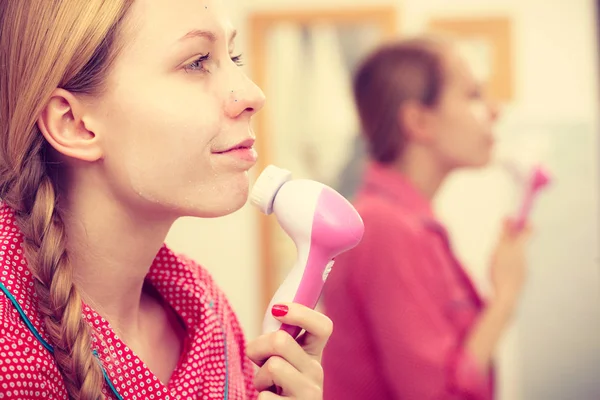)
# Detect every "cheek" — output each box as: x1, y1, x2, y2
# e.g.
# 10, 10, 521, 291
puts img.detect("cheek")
437, 106, 488, 161
99, 86, 222, 201
468, 101, 489, 124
